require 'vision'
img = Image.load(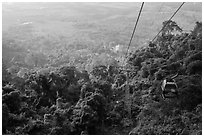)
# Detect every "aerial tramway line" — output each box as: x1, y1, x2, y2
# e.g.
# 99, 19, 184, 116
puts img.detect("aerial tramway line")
121, 2, 185, 114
